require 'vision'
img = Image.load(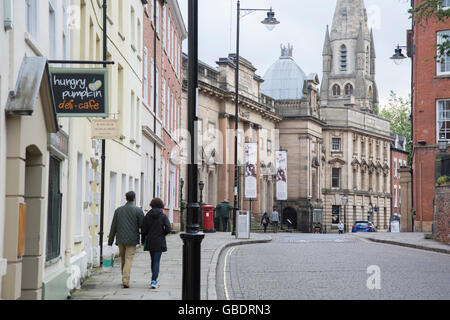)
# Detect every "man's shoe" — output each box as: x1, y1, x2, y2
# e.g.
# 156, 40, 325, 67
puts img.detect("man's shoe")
150, 280, 159, 289
123, 283, 129, 288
